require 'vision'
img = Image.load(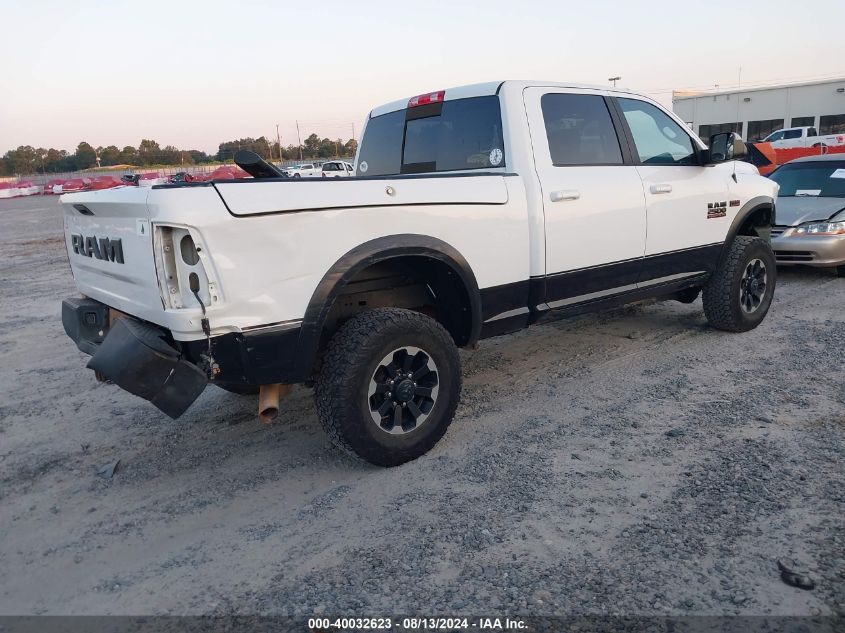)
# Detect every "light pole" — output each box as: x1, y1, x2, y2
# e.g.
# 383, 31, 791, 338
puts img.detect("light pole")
608, 76, 621, 88
275, 123, 282, 164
